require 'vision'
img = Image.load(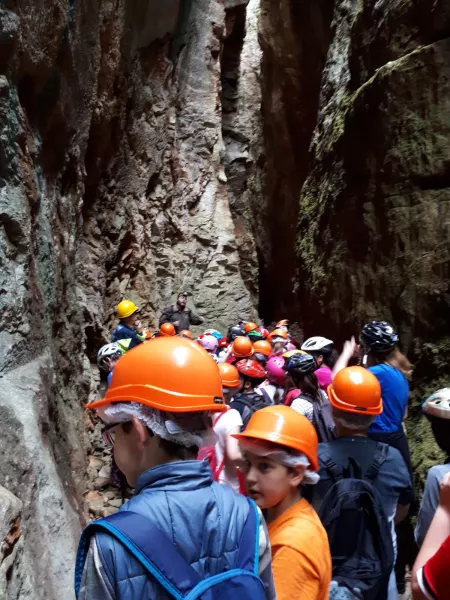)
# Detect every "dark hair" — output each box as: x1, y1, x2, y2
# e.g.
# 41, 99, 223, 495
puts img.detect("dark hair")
293, 372, 323, 403
158, 437, 199, 460
322, 349, 338, 369
426, 414, 450, 460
